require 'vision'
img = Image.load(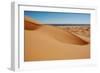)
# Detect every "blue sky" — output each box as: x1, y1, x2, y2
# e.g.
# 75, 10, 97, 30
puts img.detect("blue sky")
24, 11, 90, 24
